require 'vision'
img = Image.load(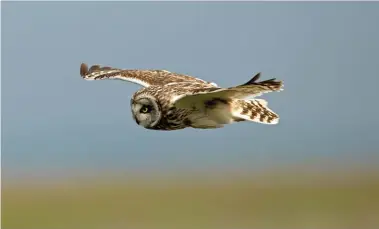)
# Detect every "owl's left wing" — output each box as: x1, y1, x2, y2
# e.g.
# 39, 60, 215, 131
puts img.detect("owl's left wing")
172, 73, 284, 109
80, 63, 214, 87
